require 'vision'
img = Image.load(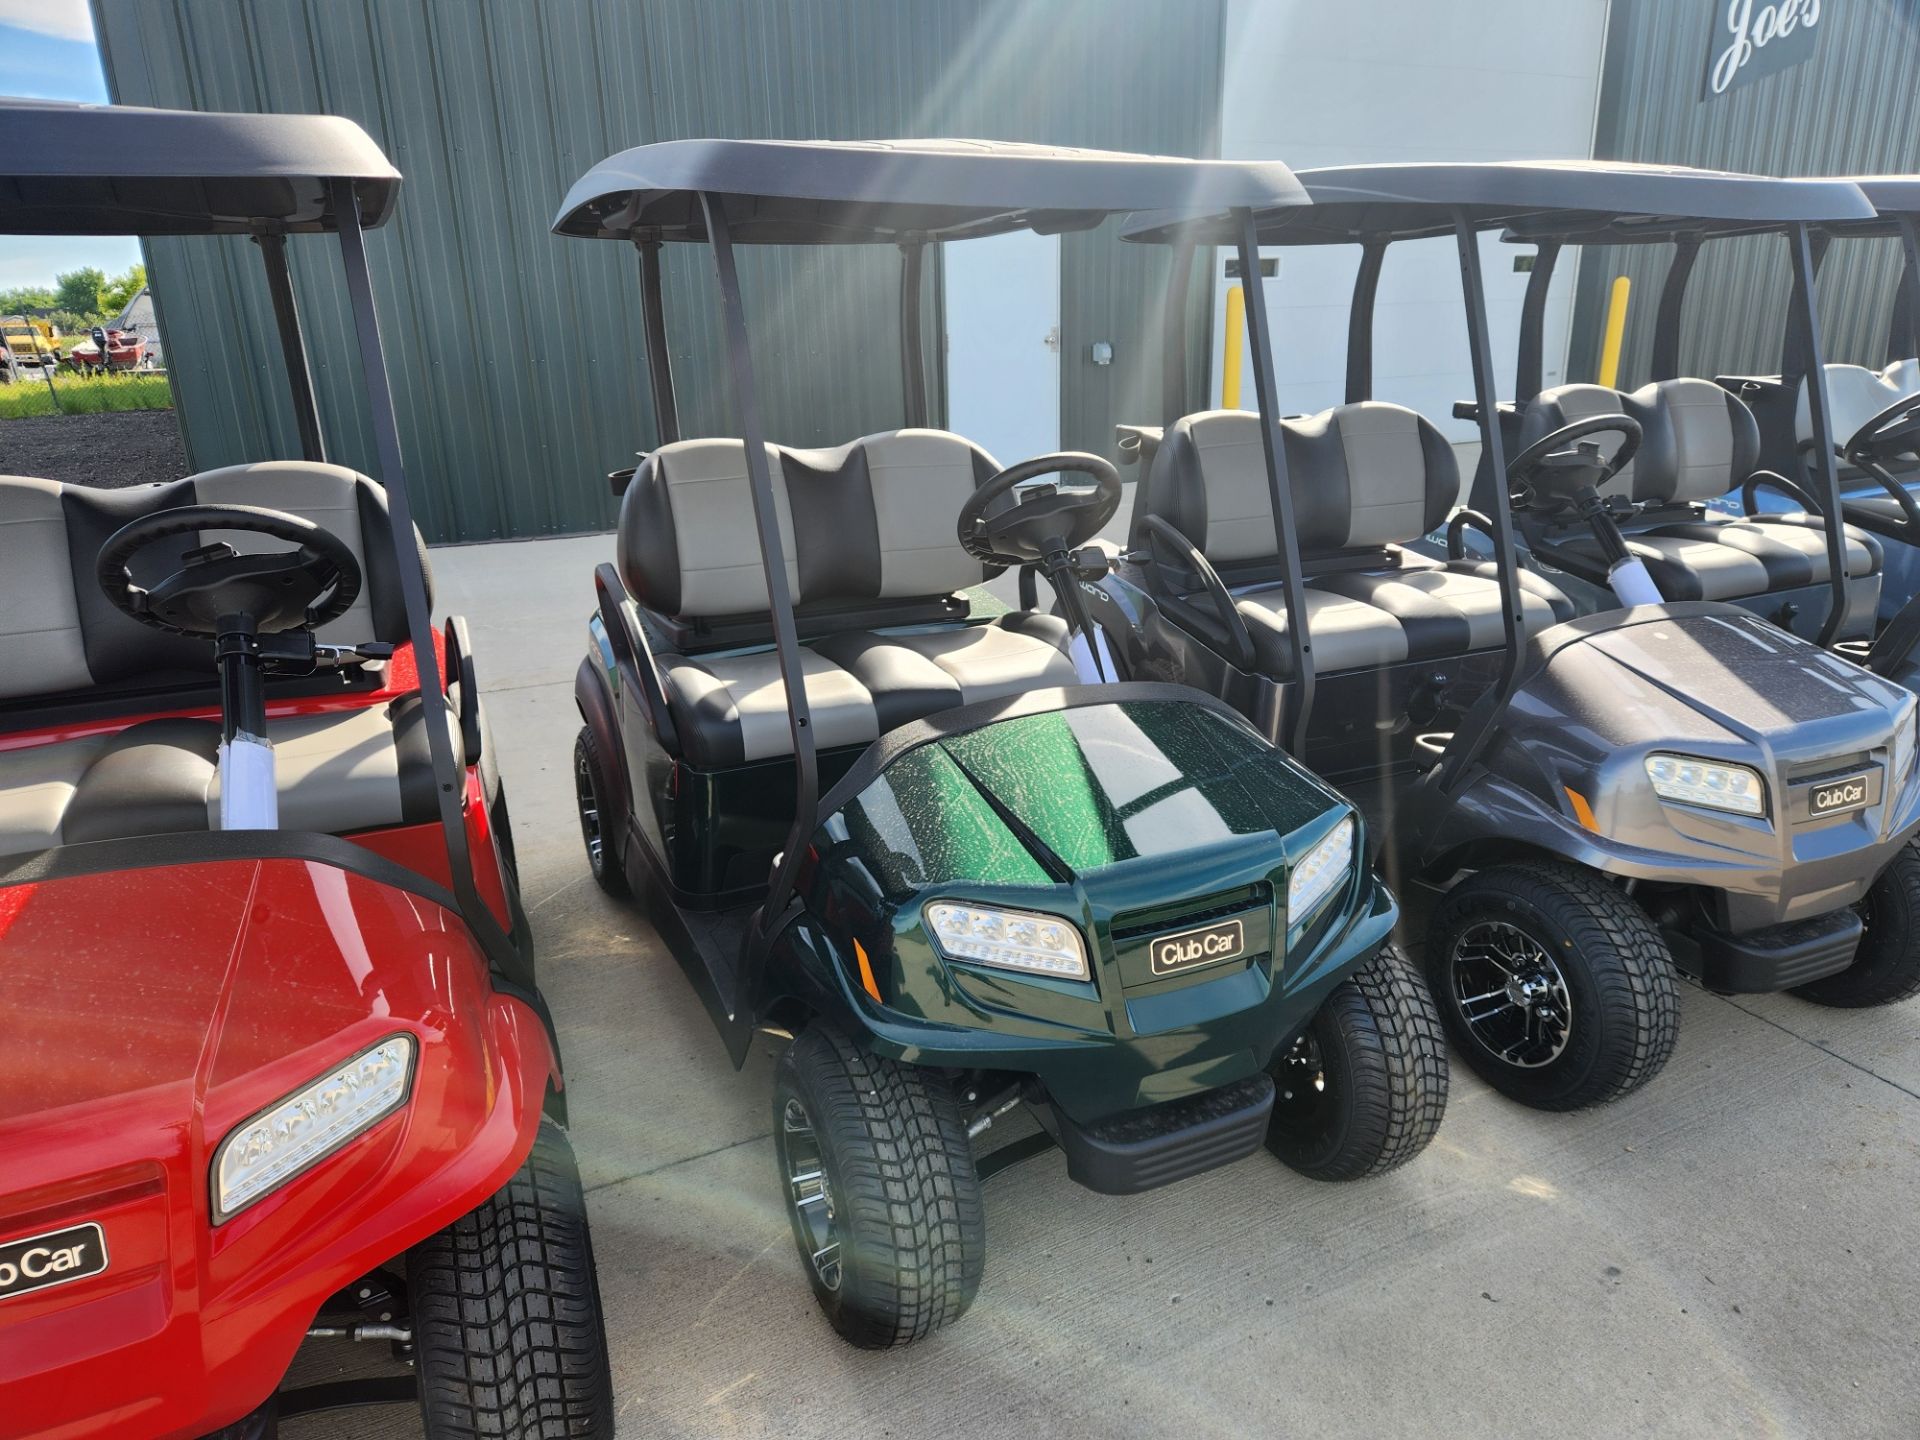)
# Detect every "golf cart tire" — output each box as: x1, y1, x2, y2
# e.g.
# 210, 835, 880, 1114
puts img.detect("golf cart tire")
572, 726, 630, 899
1266, 944, 1449, 1181
408, 1120, 615, 1440
774, 1024, 985, 1349
1793, 839, 1920, 1008
1429, 861, 1679, 1111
